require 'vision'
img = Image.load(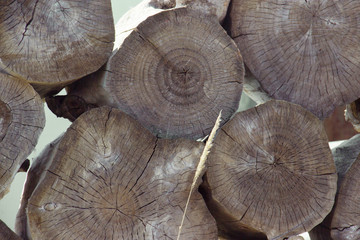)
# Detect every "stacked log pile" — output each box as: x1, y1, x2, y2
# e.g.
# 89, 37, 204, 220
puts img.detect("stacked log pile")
0, 0, 360, 239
